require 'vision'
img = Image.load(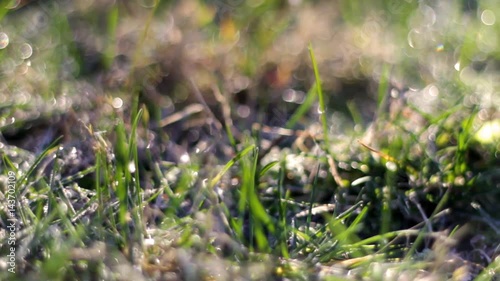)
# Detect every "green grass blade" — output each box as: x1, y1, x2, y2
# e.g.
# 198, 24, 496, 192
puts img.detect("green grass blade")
306, 165, 321, 236
308, 44, 330, 149
277, 164, 289, 258
259, 160, 279, 177
405, 187, 451, 260
285, 83, 318, 129
113, 118, 130, 233
17, 136, 62, 186
129, 108, 144, 248
104, 4, 119, 68
474, 256, 500, 281
15, 137, 62, 225
209, 144, 255, 189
